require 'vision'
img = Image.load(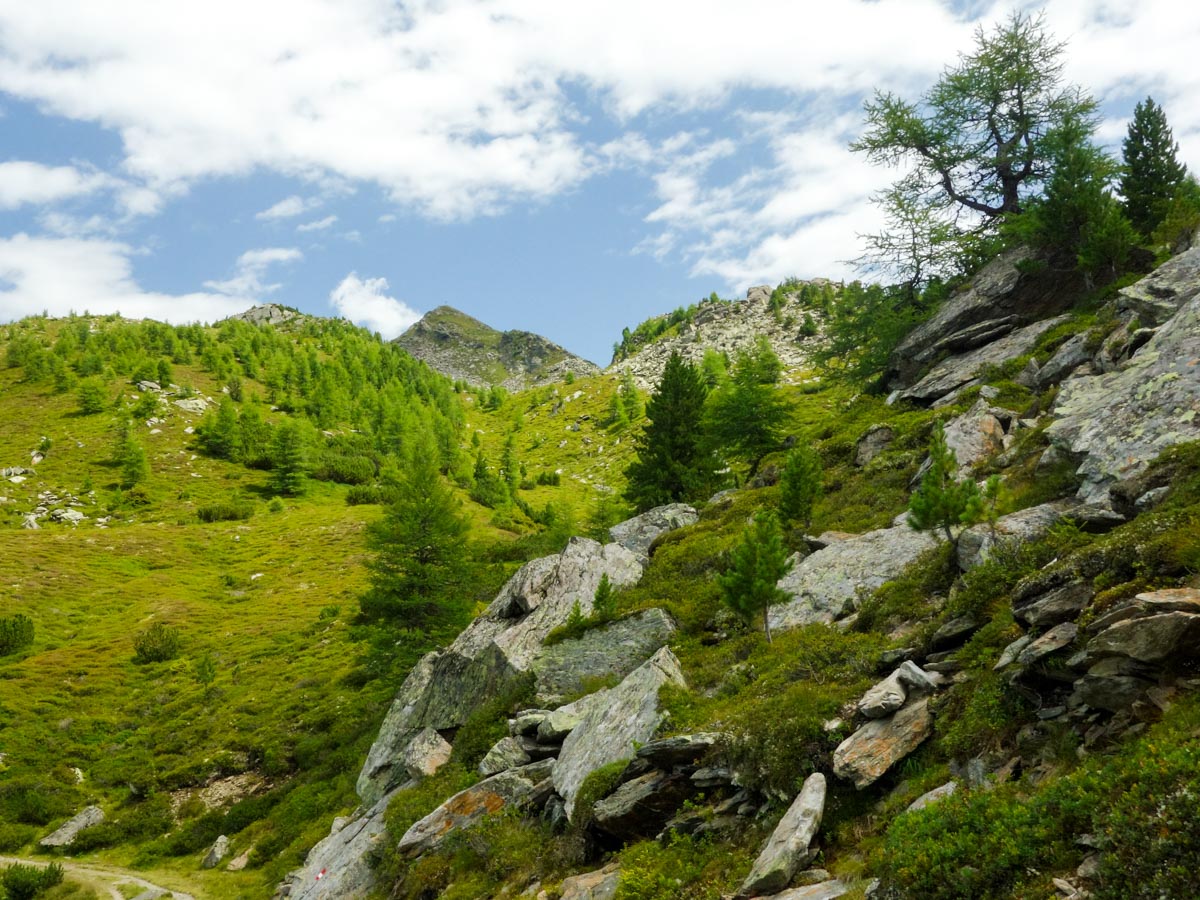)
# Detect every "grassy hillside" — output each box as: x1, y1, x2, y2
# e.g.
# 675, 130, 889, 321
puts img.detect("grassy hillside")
0, 313, 626, 898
